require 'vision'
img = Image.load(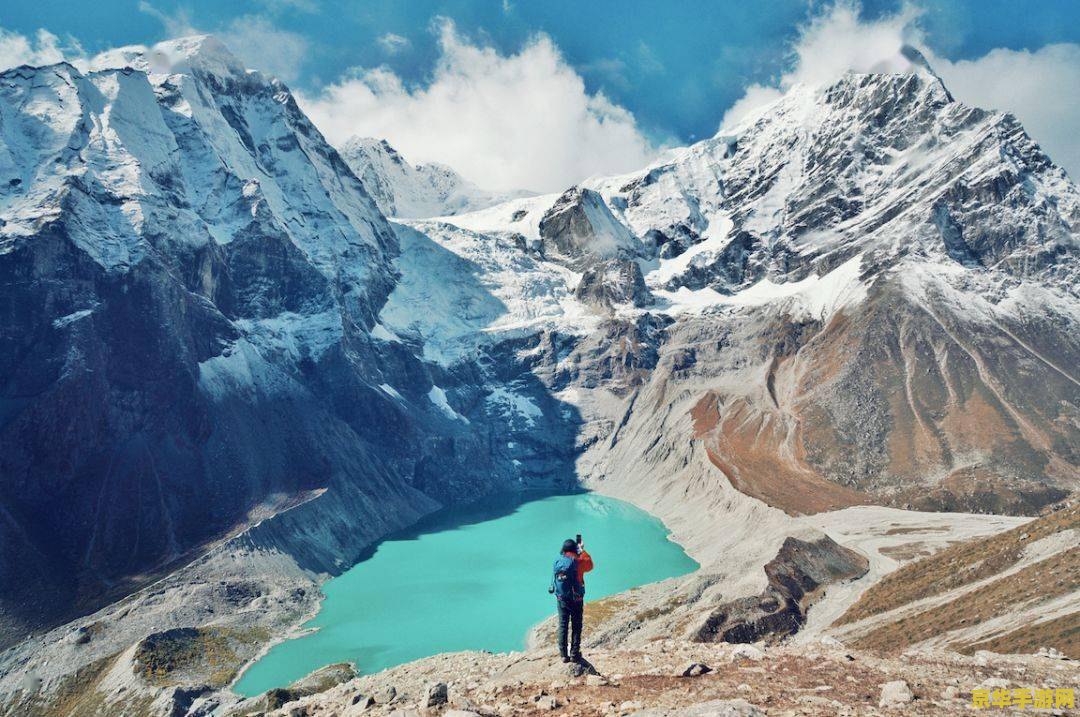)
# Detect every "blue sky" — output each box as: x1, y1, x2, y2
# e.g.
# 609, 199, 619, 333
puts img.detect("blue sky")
3, 1, 1078, 189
